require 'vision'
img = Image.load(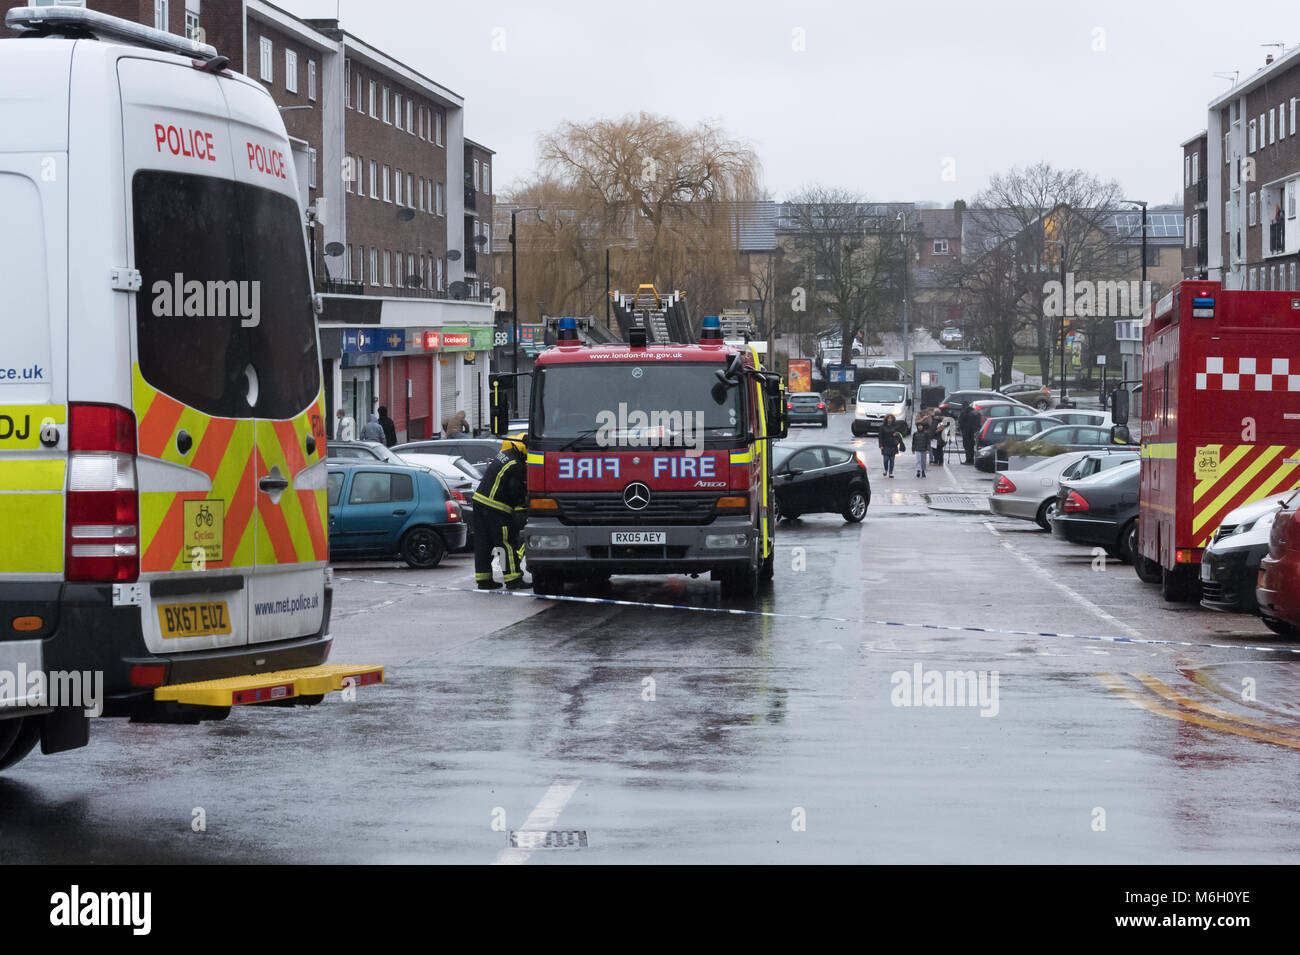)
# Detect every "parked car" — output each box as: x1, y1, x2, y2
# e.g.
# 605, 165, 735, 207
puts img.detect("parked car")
326, 439, 406, 463
393, 452, 484, 495
939, 326, 964, 345
787, 391, 829, 427
1034, 410, 1113, 428
327, 463, 466, 568
852, 381, 914, 436
977, 423, 1134, 473
976, 414, 1064, 449
969, 398, 1039, 421
772, 444, 871, 523
990, 449, 1138, 529
1255, 494, 1300, 636
1201, 491, 1298, 615
997, 382, 1055, 410
394, 438, 502, 468
1049, 458, 1141, 561
937, 389, 1009, 419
